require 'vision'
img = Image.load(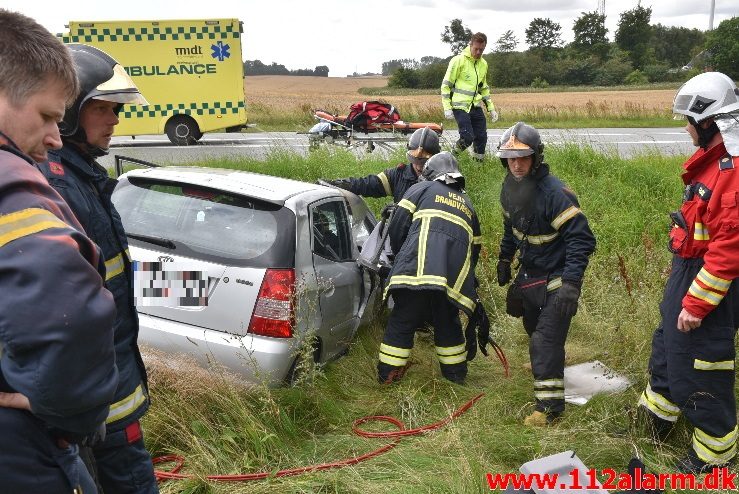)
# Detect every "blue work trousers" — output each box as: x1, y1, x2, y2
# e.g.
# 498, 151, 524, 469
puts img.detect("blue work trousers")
91, 420, 159, 493
453, 106, 487, 155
